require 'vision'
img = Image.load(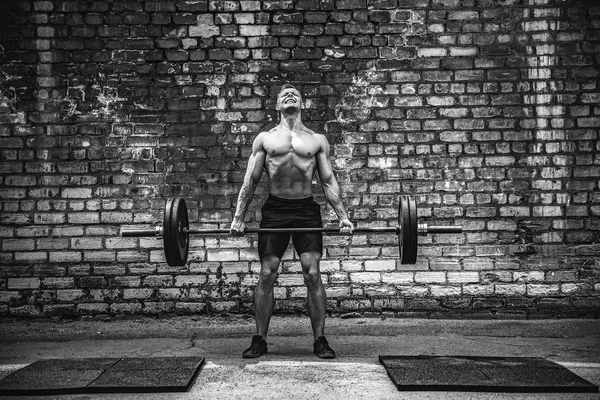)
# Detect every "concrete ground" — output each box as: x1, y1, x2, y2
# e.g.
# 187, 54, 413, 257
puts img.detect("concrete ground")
0, 315, 599, 399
